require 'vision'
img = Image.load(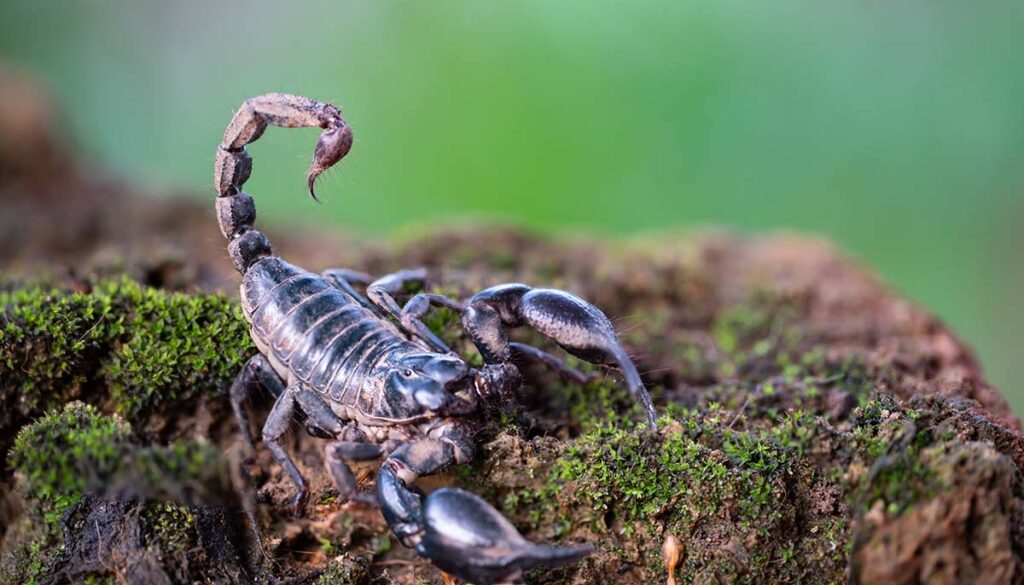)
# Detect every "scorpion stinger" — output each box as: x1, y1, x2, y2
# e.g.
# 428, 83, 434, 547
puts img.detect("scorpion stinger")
214, 93, 351, 220
307, 115, 353, 201
215, 93, 657, 584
